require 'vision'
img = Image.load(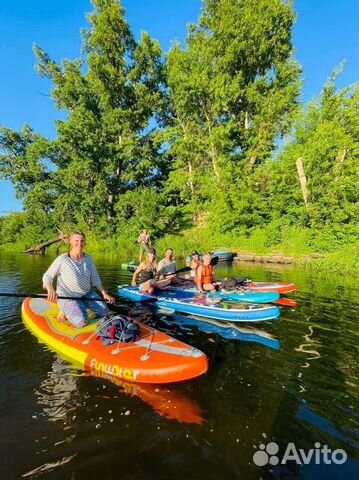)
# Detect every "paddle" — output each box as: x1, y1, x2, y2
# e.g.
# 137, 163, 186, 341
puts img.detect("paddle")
129, 265, 191, 278
0, 292, 127, 316
119, 265, 192, 291
163, 266, 191, 277
0, 292, 113, 302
